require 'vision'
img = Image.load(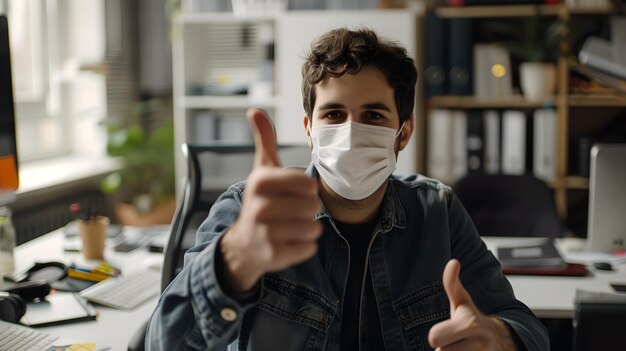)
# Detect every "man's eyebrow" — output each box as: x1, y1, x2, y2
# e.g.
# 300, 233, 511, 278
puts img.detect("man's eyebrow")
317, 102, 345, 110
361, 103, 391, 112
